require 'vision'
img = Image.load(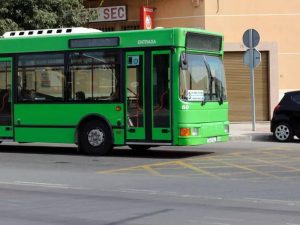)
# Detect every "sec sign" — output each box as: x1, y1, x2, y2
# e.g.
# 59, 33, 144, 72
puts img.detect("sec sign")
89, 6, 127, 22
